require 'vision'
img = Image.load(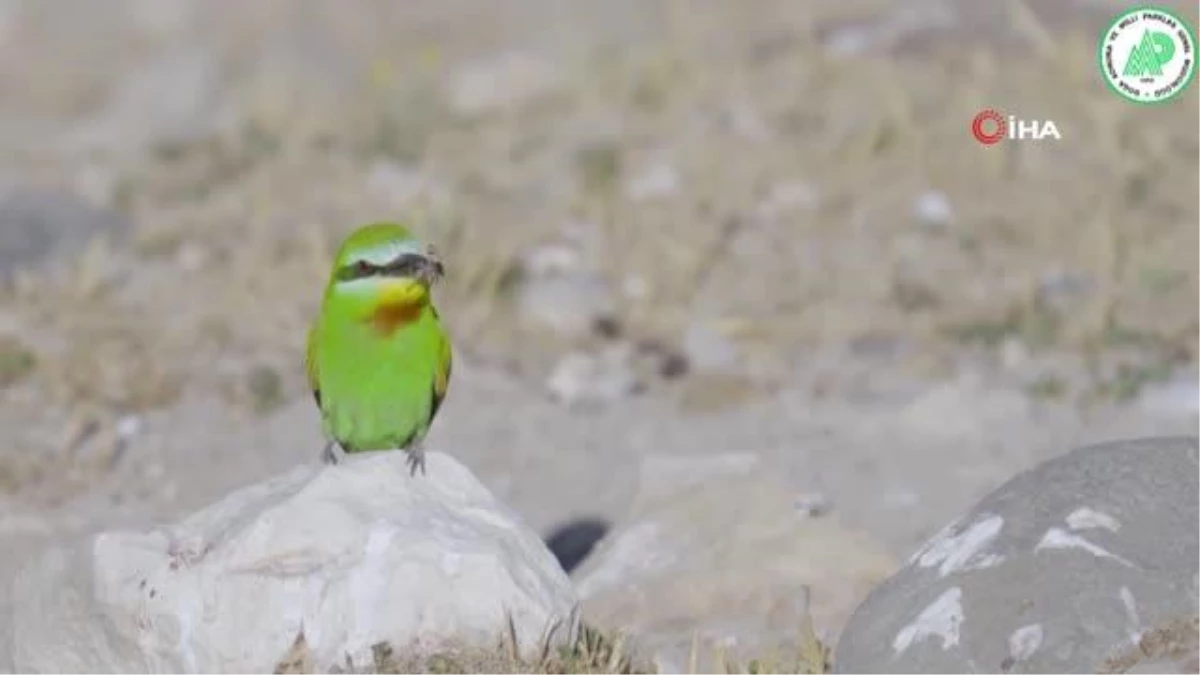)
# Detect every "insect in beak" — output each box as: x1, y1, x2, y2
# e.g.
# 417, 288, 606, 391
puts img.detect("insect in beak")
421, 246, 445, 285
